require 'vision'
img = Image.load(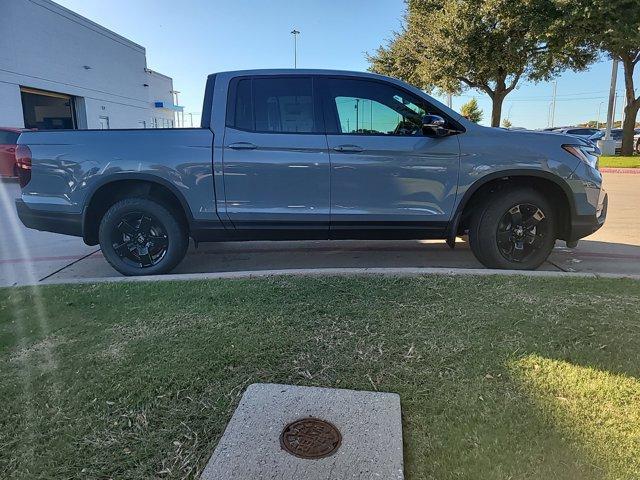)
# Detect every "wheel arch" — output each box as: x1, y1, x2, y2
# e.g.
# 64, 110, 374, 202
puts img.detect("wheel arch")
449, 170, 576, 243
82, 174, 193, 245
